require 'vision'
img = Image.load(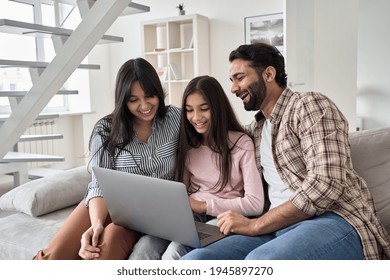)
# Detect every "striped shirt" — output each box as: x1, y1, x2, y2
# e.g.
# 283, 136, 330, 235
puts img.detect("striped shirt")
84, 106, 181, 206
246, 88, 390, 260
